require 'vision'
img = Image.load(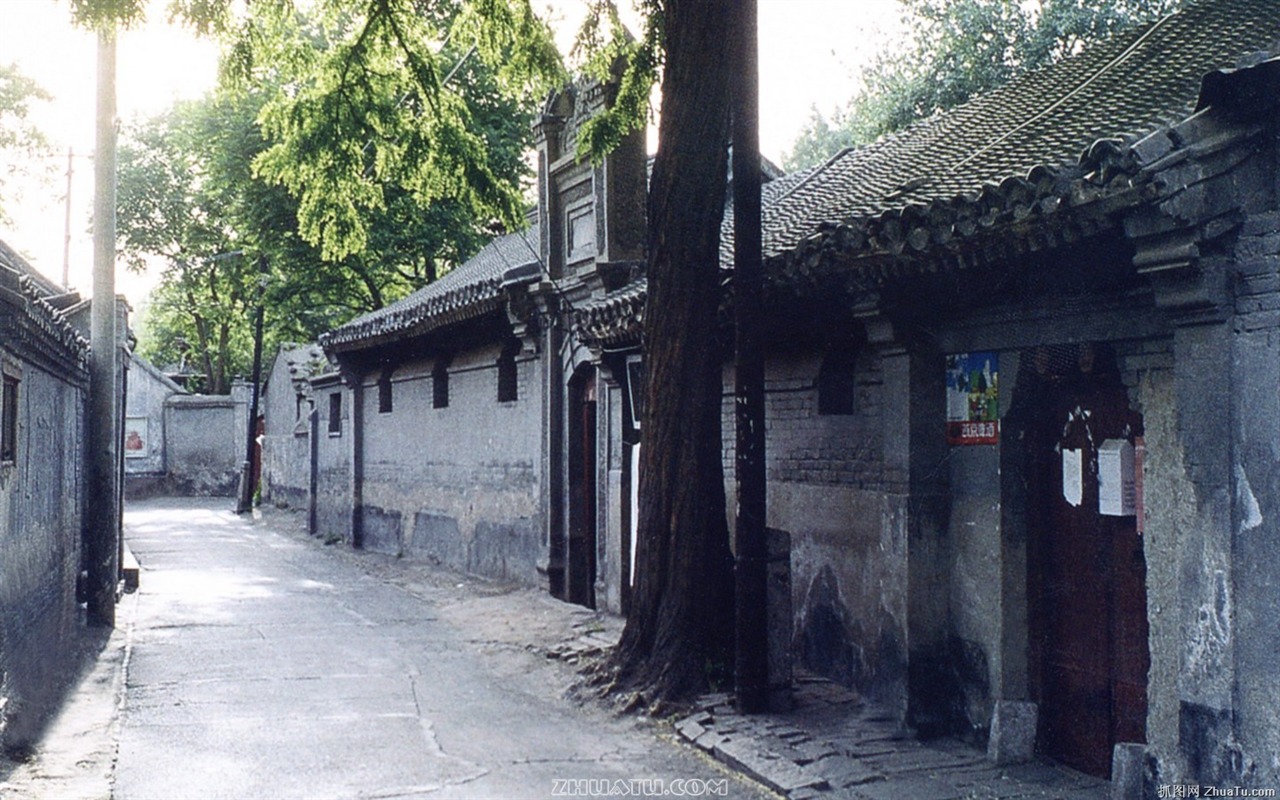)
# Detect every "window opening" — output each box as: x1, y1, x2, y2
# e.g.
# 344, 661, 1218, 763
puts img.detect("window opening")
433, 357, 451, 409
328, 392, 342, 435
497, 340, 519, 403
378, 369, 394, 413
817, 346, 858, 416
1, 375, 17, 462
